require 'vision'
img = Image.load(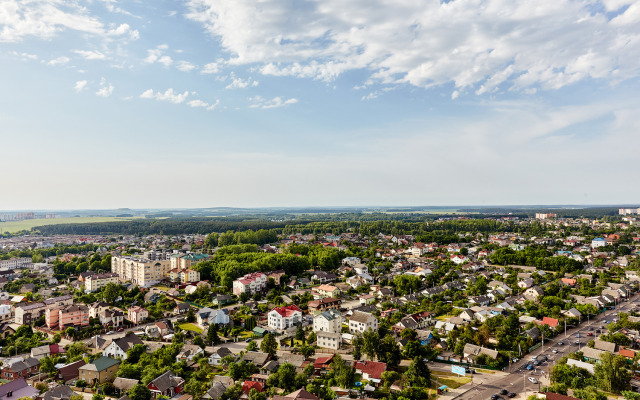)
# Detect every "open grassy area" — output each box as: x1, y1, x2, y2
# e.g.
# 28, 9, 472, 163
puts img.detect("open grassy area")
0, 217, 136, 234
178, 323, 203, 334
432, 372, 472, 389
